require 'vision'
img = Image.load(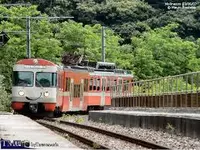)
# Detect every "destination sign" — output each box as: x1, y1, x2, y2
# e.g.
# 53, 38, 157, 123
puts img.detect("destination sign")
24, 66, 46, 69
